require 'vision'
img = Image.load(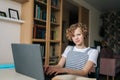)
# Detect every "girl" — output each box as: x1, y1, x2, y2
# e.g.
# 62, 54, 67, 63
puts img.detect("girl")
44, 22, 98, 77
